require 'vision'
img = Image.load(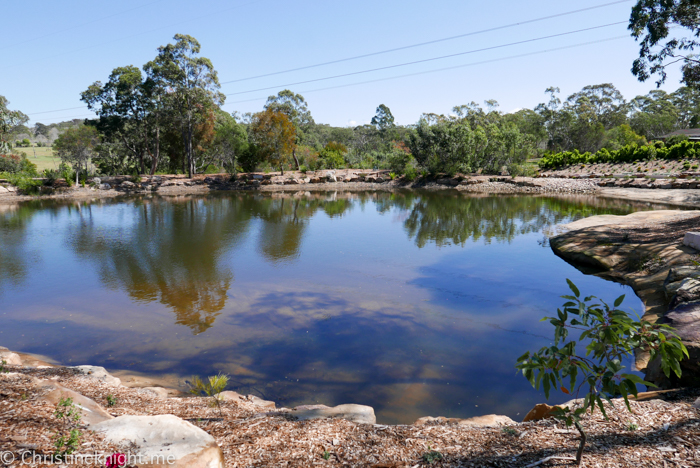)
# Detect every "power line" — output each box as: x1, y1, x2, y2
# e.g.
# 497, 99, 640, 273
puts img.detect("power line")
225, 21, 627, 97
220, 0, 634, 85
225, 36, 628, 106
27, 106, 88, 116
0, 0, 165, 51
